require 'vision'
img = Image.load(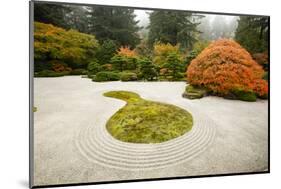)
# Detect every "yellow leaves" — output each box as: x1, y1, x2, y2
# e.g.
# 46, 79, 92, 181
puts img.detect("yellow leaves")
153, 42, 180, 57
153, 42, 182, 66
